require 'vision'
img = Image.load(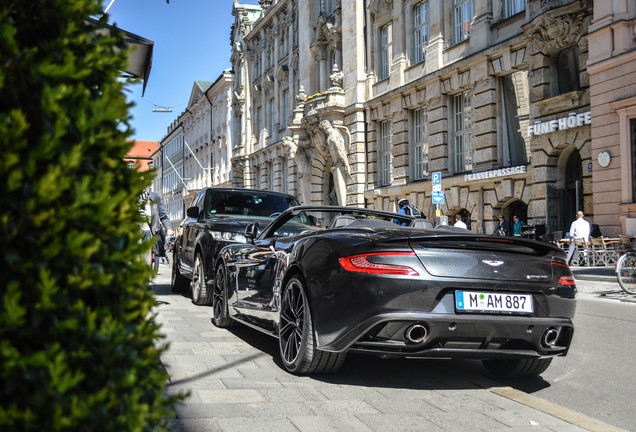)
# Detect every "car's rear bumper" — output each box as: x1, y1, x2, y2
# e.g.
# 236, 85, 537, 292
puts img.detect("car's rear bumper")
341, 312, 574, 359
312, 288, 575, 359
